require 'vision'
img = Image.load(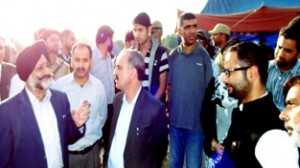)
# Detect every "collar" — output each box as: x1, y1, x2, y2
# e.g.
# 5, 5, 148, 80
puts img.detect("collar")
25, 86, 52, 103
122, 86, 142, 105
177, 42, 200, 55
239, 91, 268, 111
272, 59, 300, 74
94, 47, 111, 59
66, 73, 92, 87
